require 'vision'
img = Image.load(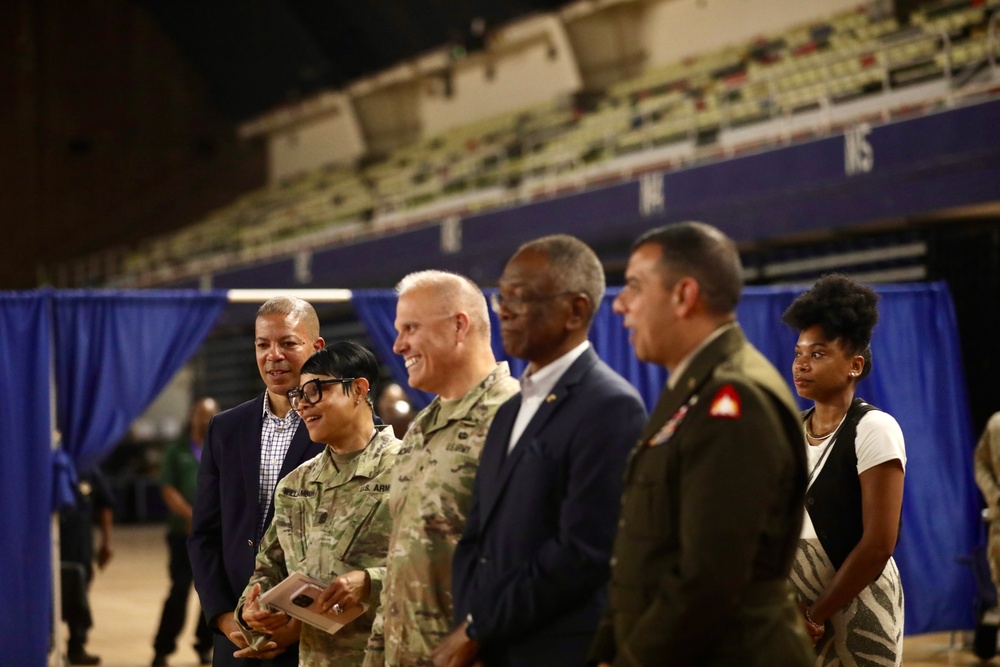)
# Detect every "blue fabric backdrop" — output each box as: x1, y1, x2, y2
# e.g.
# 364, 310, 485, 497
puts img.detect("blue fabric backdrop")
352, 281, 980, 635
0, 289, 227, 666
53, 290, 228, 474
0, 292, 54, 666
